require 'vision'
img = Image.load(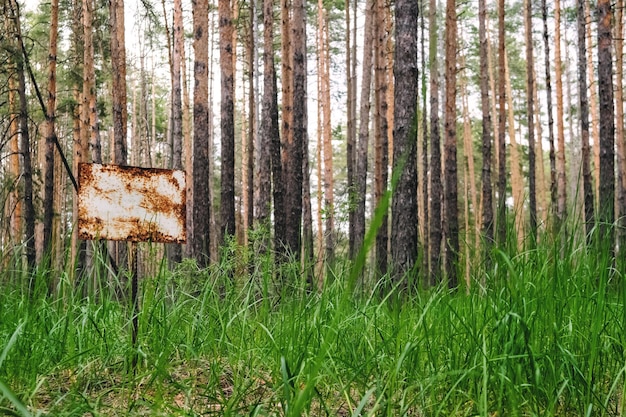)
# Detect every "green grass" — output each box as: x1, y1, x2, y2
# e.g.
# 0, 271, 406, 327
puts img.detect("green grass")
0, 235, 625, 416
